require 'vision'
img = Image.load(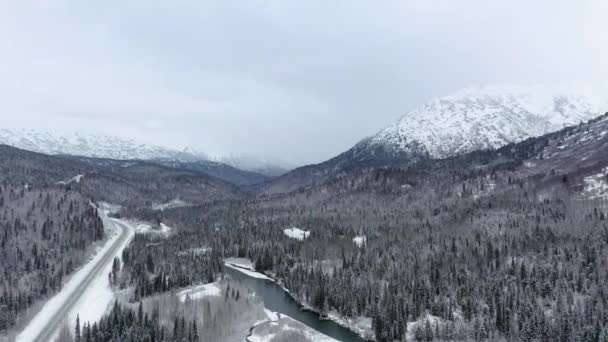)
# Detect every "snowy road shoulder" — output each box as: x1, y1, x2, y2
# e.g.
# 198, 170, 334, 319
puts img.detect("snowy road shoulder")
16, 217, 135, 342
